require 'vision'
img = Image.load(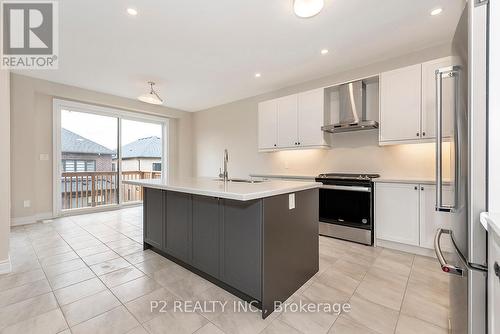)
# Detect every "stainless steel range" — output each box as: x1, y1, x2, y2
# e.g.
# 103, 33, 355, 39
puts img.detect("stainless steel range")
315, 173, 379, 245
